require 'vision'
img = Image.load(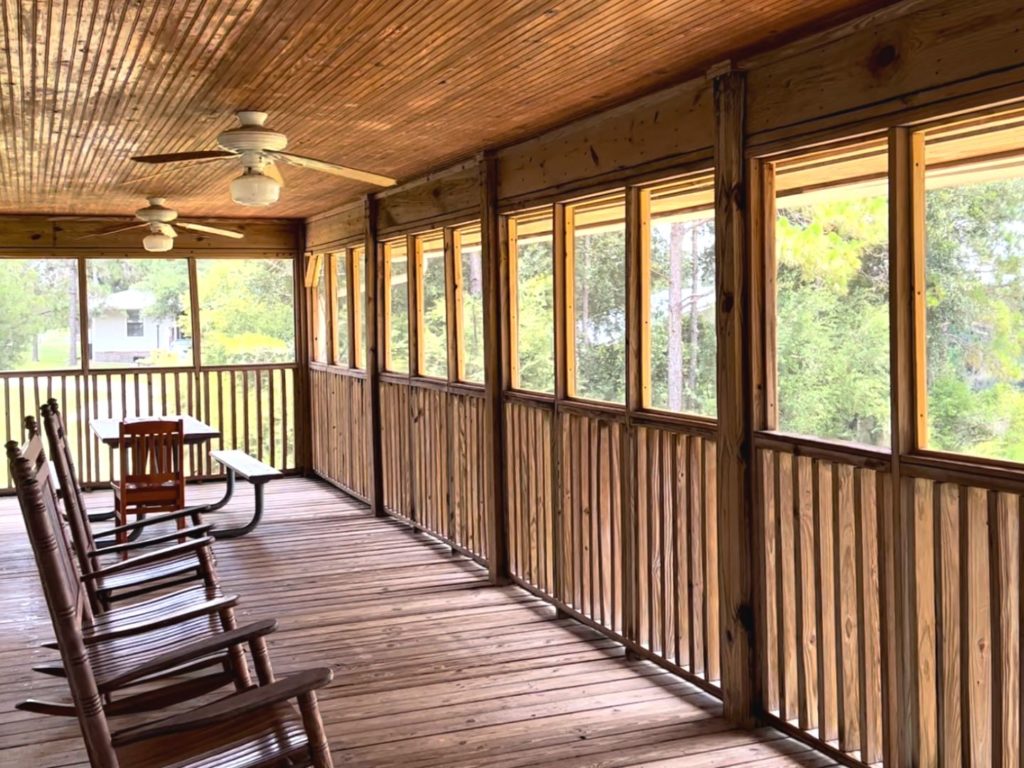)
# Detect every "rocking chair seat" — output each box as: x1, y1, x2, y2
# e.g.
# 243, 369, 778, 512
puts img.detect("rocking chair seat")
94, 549, 202, 595
115, 700, 311, 768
